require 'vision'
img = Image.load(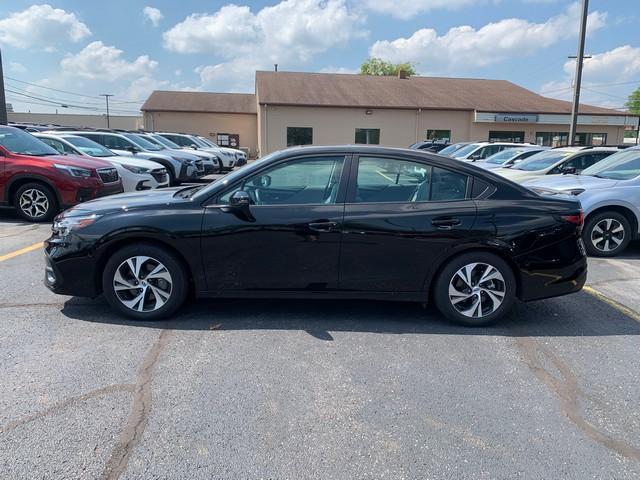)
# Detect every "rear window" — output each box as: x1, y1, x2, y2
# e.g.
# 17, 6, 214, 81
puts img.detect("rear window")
513, 150, 572, 171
